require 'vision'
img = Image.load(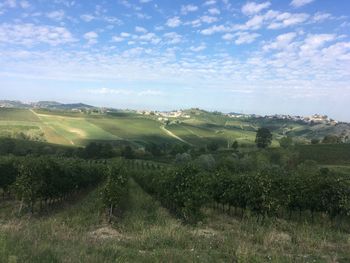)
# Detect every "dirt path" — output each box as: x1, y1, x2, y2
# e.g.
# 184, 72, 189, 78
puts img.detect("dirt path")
160, 125, 191, 145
